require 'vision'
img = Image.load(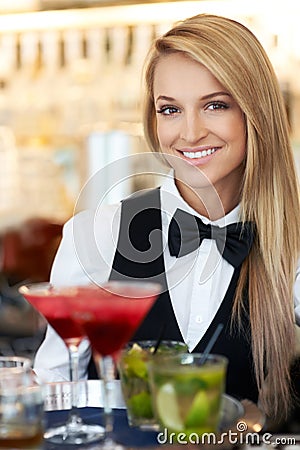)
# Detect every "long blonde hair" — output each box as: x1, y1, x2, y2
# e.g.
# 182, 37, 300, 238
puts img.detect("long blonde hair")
143, 13, 300, 421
